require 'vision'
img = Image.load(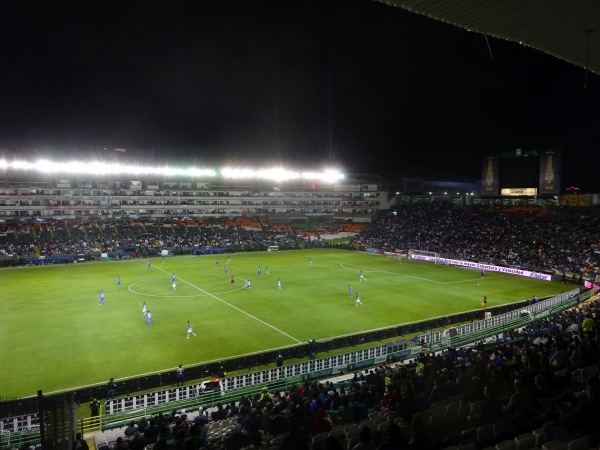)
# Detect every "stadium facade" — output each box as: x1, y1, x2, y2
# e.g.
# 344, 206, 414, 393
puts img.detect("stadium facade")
0, 169, 390, 222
